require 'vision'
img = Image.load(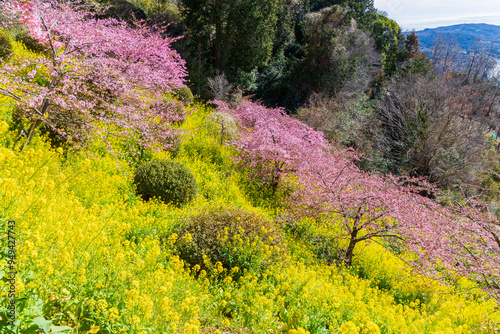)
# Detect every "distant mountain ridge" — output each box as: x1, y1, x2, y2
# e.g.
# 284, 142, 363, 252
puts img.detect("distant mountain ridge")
413, 23, 500, 58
